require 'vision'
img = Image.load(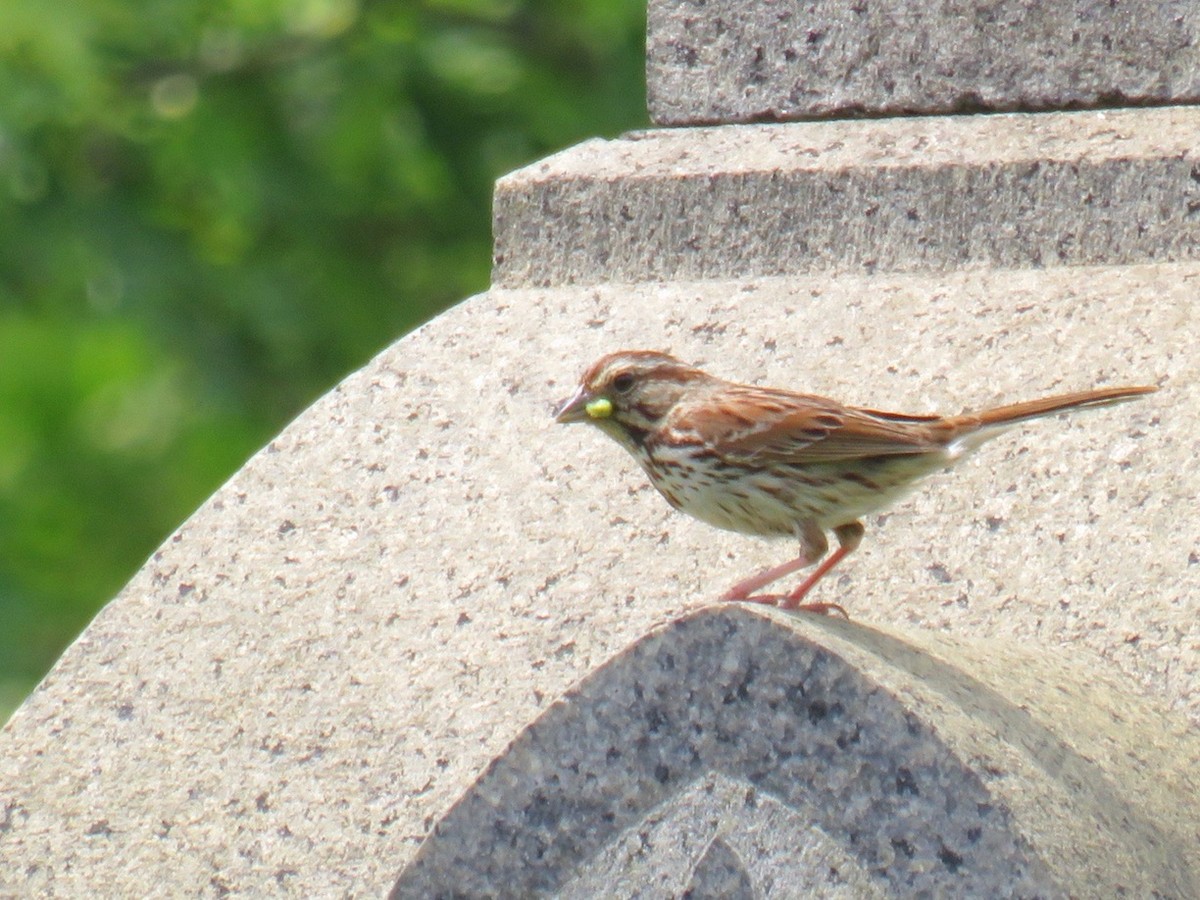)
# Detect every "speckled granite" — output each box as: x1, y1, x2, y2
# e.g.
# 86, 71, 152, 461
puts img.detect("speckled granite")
563, 776, 885, 899
393, 605, 1200, 897
648, 0, 1200, 123
0, 263, 1193, 895
494, 108, 1200, 288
